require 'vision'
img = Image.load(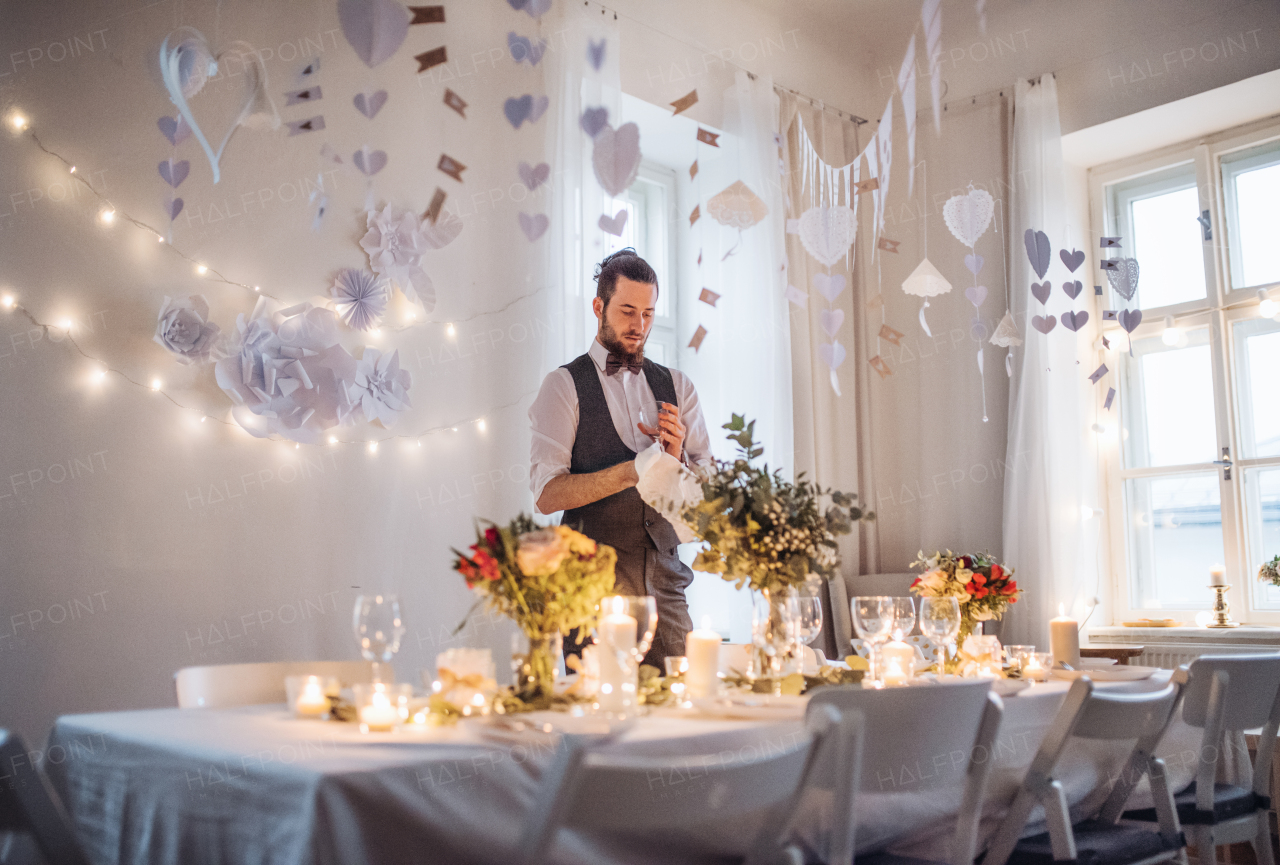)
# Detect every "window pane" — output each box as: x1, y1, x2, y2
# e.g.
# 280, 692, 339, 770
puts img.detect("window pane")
1122, 329, 1217, 468
606, 197, 639, 253
1244, 467, 1280, 606
1128, 185, 1207, 309
1223, 141, 1280, 290
1232, 317, 1280, 458
1127, 473, 1225, 609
